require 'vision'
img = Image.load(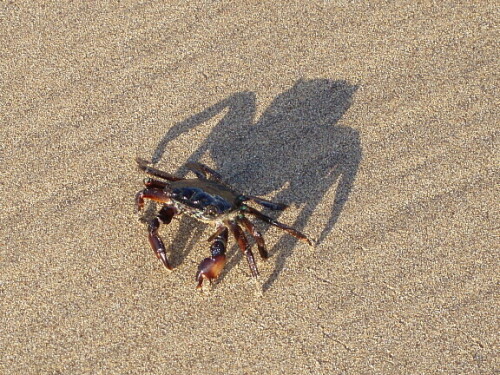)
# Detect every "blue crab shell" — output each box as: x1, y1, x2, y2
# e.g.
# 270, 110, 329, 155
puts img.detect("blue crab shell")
169, 179, 243, 222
